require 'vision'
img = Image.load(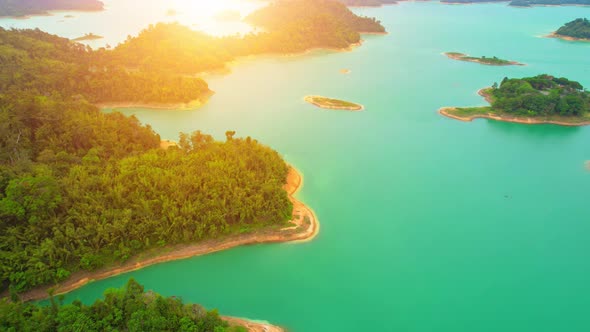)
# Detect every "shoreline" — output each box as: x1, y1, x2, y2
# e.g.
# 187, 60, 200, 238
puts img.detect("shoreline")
440, 88, 590, 126
304, 95, 364, 111
439, 107, 590, 126
545, 32, 590, 42
96, 91, 214, 110
223, 316, 284, 332
444, 52, 525, 66
12, 166, 318, 303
